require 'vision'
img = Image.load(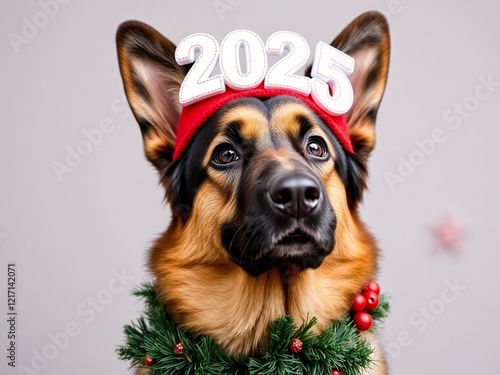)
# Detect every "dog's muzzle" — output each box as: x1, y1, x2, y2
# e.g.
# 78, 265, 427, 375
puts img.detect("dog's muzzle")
222, 169, 336, 276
